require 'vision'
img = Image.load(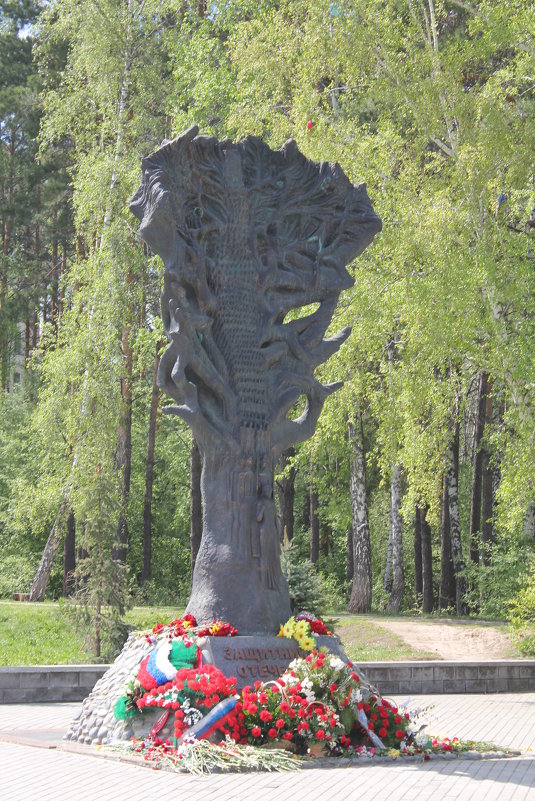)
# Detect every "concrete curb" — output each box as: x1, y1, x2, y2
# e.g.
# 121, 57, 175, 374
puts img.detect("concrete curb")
2, 659, 535, 702
358, 659, 535, 694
